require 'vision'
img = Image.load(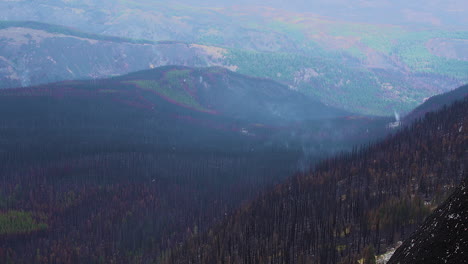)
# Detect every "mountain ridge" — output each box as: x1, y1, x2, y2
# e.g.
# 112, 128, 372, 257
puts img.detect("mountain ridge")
0, 66, 391, 264
163, 88, 468, 264
0, 20, 154, 44
0, 16, 466, 115
404, 84, 468, 123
